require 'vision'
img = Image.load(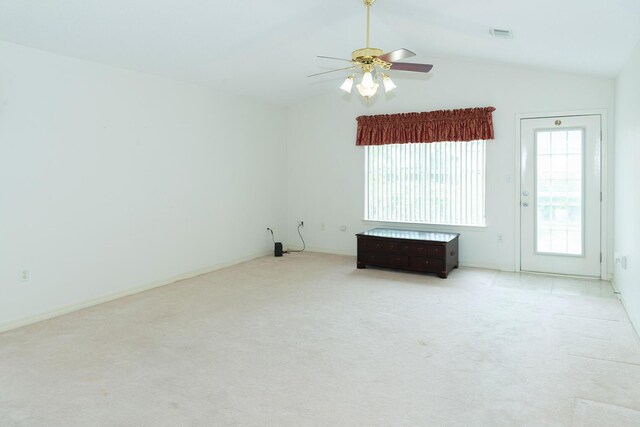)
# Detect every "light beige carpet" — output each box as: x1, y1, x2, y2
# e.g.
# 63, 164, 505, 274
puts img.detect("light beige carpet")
1, 252, 639, 426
